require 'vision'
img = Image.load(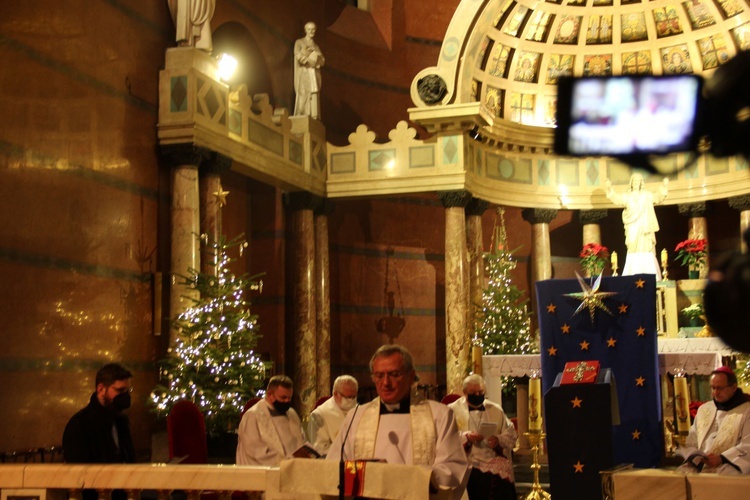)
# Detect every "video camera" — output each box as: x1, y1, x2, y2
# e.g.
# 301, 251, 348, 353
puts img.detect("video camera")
554, 50, 750, 173
554, 50, 750, 351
